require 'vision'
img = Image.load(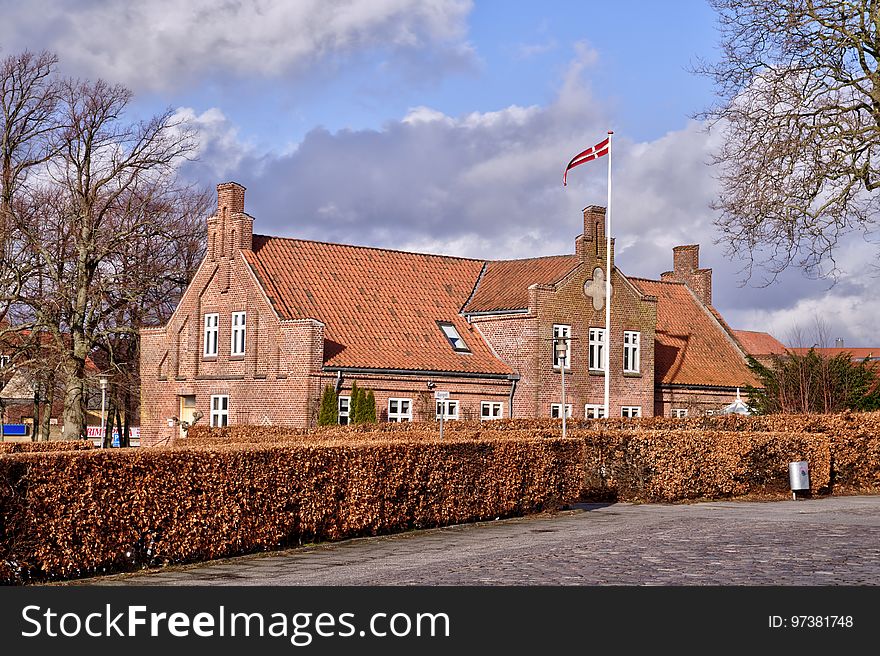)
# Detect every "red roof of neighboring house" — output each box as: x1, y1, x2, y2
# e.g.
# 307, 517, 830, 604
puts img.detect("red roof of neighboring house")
630, 278, 758, 388
245, 235, 512, 375
788, 347, 879, 361
463, 255, 579, 313
733, 330, 789, 356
